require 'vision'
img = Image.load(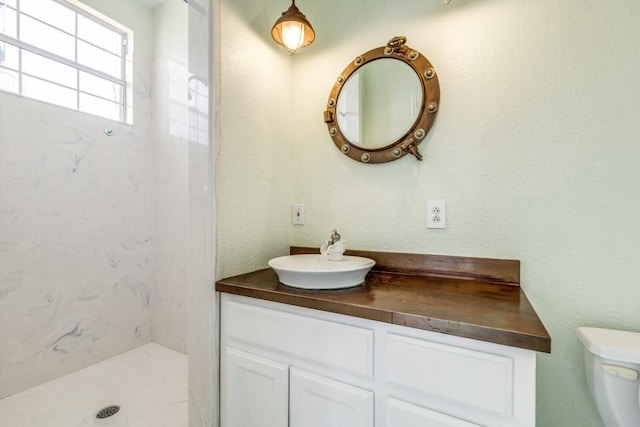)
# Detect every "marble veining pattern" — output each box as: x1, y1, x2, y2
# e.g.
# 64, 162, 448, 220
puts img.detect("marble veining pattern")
151, 0, 189, 354
0, 0, 154, 397
0, 95, 154, 399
